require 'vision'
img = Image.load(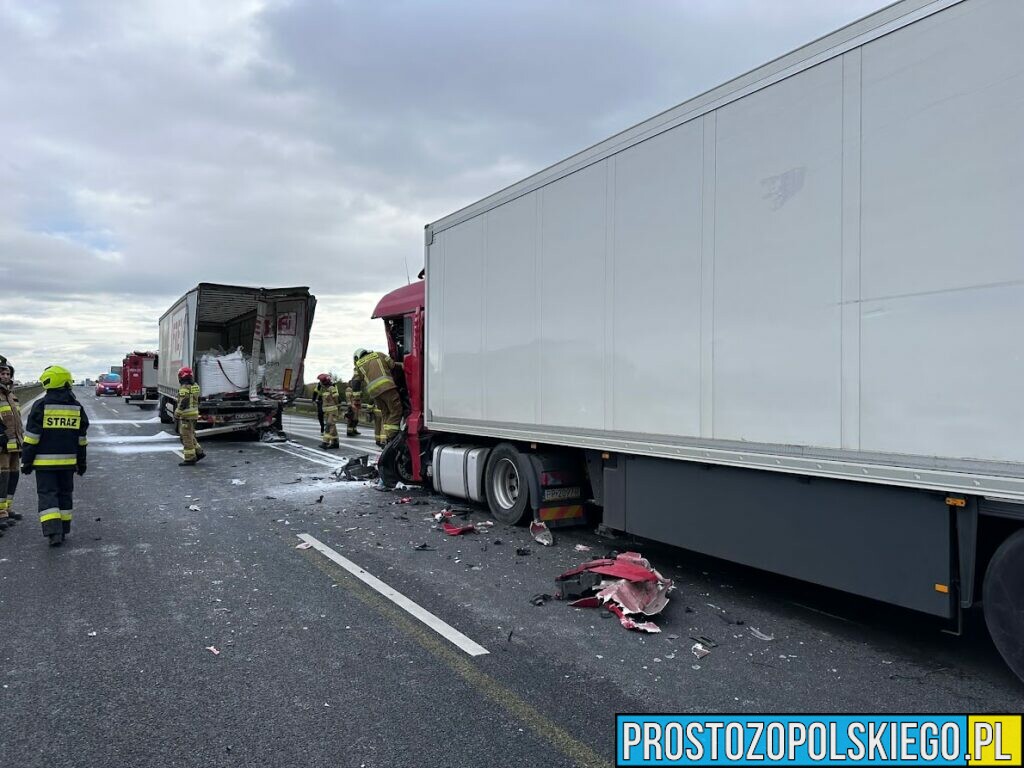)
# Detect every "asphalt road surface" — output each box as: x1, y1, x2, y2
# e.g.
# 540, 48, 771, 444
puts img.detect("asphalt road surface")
2, 393, 1022, 767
